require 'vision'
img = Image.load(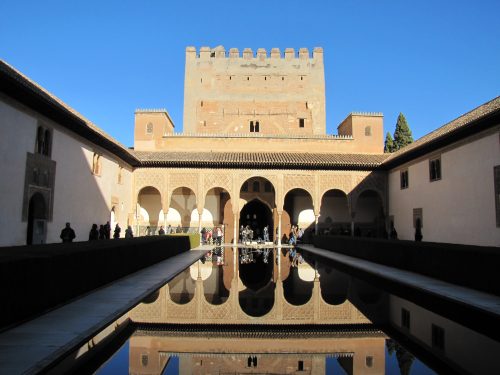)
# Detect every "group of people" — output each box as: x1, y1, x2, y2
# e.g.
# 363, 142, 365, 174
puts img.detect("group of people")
146, 224, 183, 236
288, 225, 304, 245
201, 226, 224, 245
87, 222, 134, 240
59, 221, 133, 243
239, 224, 271, 243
